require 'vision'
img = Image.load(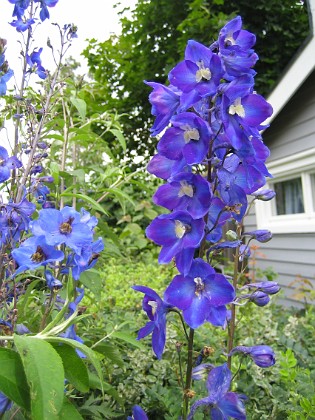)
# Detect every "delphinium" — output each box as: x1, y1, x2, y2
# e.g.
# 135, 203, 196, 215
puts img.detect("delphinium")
0, 1, 105, 418
133, 16, 280, 419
